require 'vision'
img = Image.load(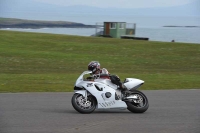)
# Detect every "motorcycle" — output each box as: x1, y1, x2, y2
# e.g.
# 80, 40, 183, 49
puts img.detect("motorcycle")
71, 71, 149, 114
